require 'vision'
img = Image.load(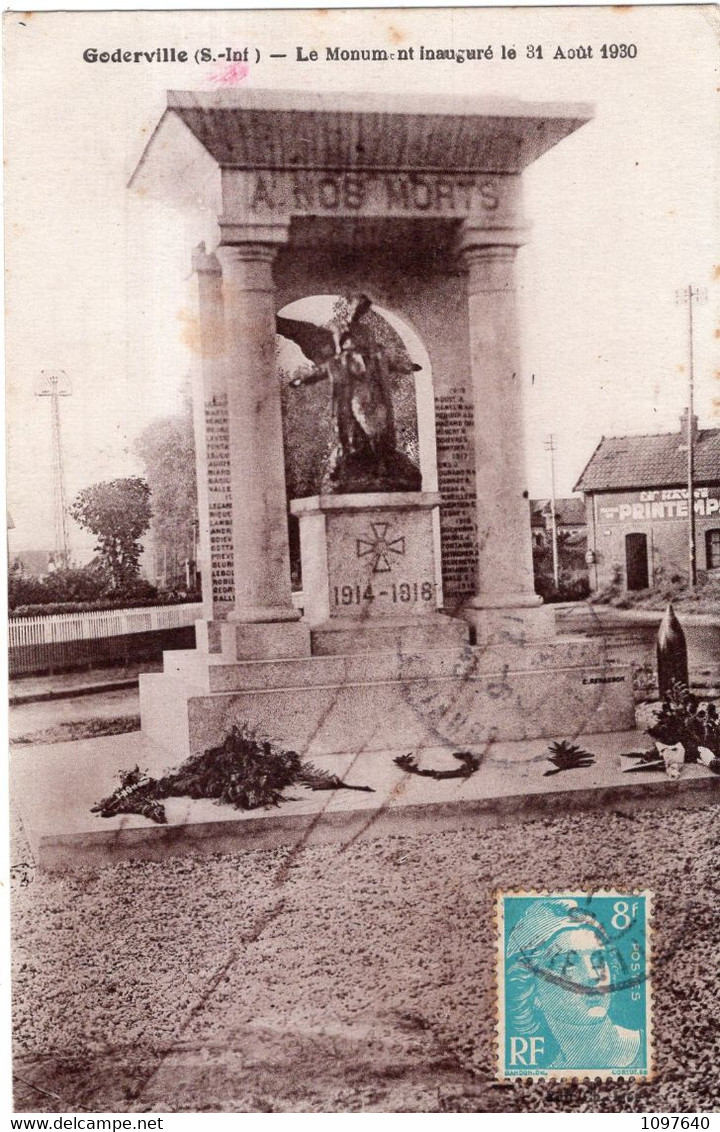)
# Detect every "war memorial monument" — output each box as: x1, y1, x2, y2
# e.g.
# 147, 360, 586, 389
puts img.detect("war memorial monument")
134, 90, 635, 762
